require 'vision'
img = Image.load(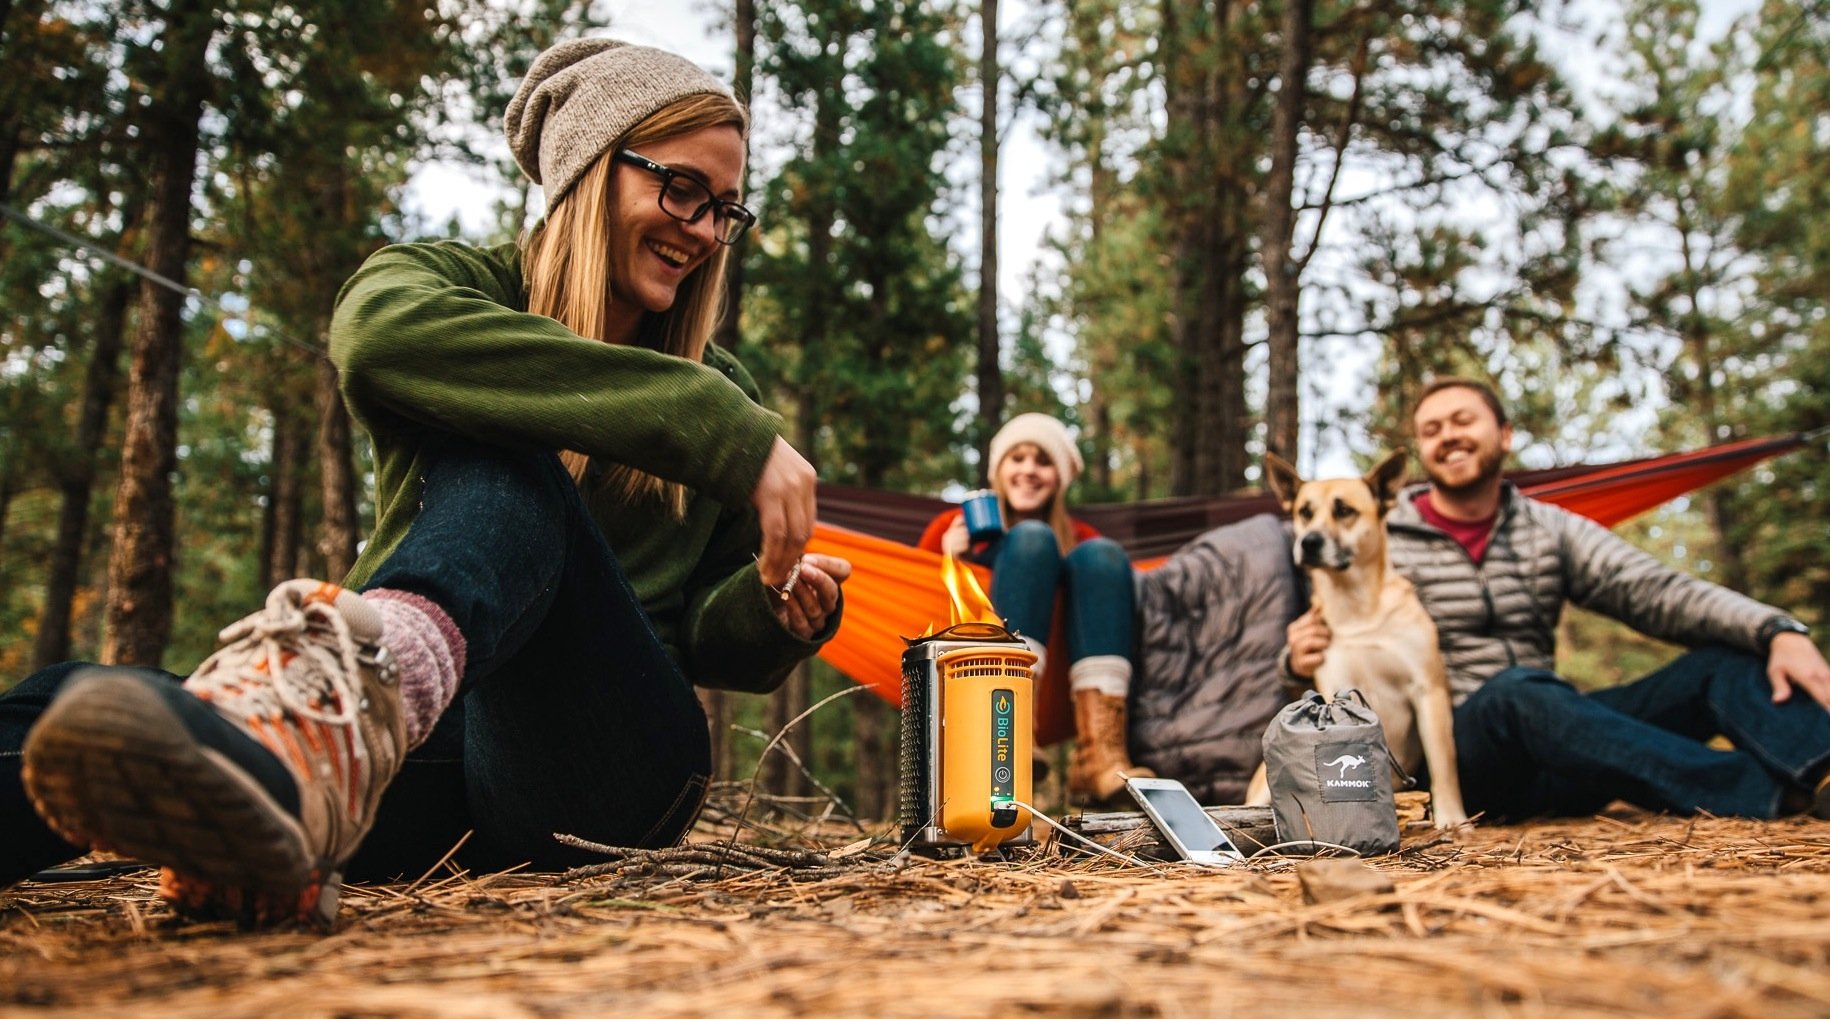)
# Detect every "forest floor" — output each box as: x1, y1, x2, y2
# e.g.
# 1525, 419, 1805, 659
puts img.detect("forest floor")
4, 792, 1829, 1018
